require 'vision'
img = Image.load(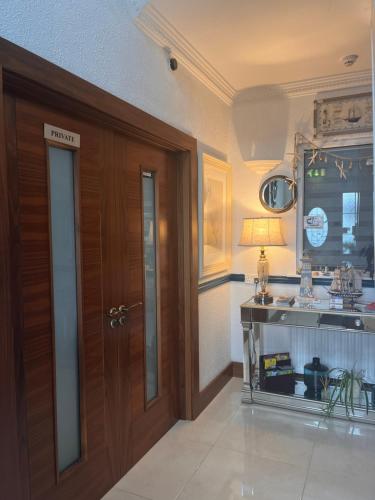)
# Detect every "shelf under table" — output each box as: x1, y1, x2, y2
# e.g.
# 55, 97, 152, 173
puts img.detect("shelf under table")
241, 381, 375, 425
